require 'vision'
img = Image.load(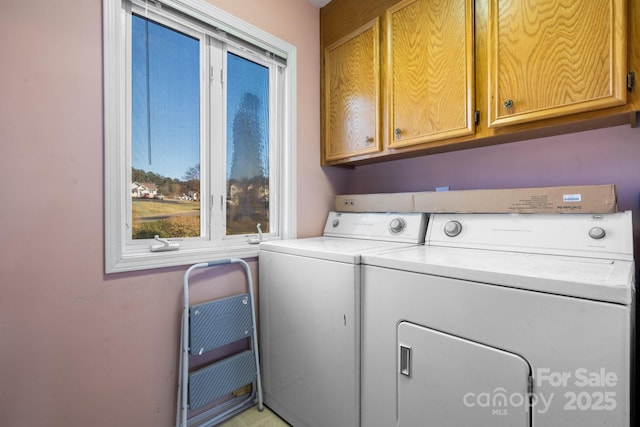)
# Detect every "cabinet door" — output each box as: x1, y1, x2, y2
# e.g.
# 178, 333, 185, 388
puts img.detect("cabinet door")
324, 18, 381, 162
387, 0, 475, 148
488, 0, 627, 127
